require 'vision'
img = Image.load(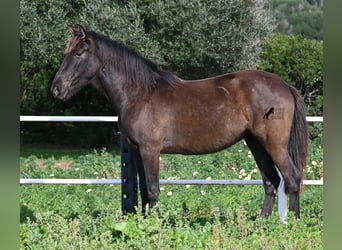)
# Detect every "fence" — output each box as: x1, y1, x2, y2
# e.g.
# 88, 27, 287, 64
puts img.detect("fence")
19, 115, 323, 186
20, 115, 323, 214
